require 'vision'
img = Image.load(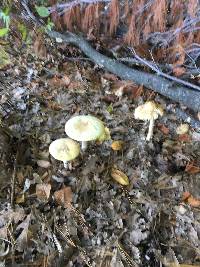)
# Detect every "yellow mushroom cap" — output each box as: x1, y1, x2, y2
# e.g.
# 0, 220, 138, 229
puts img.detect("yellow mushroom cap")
65, 115, 105, 142
49, 138, 80, 162
134, 101, 164, 121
